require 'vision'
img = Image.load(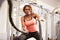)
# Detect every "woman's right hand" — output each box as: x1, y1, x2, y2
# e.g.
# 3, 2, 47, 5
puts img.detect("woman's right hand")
23, 27, 29, 33
23, 30, 29, 34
